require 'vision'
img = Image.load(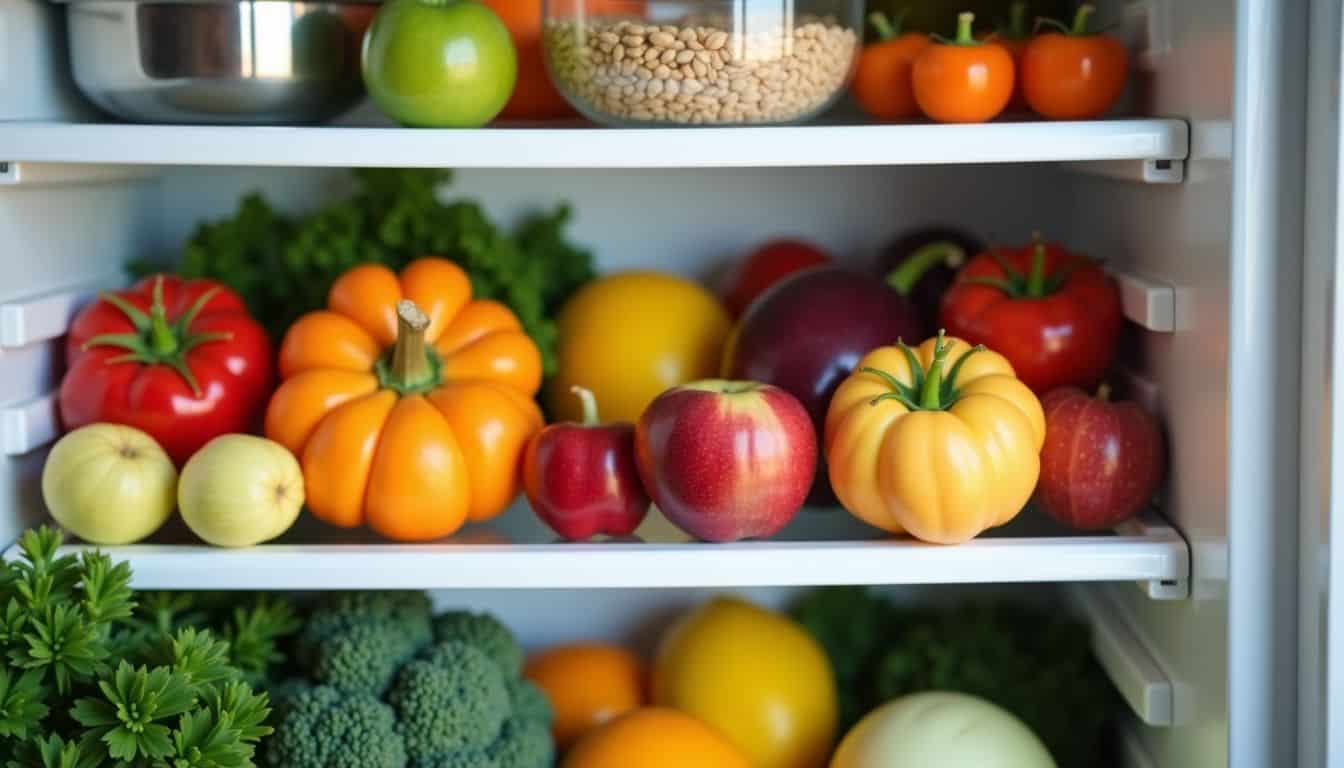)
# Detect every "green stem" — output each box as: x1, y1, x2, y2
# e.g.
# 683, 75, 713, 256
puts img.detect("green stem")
919, 331, 951, 409
954, 12, 976, 44
1096, 382, 1112, 401
886, 242, 965, 296
391, 300, 434, 390
1007, 1, 1028, 38
1025, 240, 1047, 298
868, 11, 898, 41
571, 386, 601, 426
147, 277, 178, 357
1071, 3, 1096, 35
